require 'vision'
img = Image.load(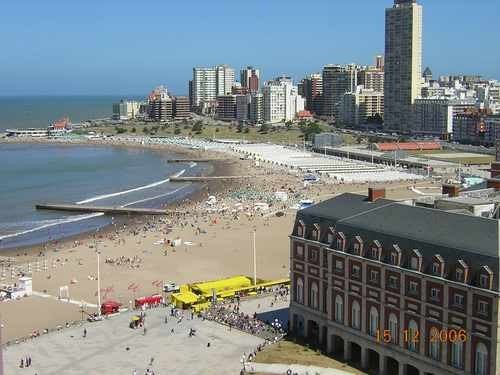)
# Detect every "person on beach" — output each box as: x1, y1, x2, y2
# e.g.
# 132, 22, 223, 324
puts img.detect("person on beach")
83, 328, 87, 338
